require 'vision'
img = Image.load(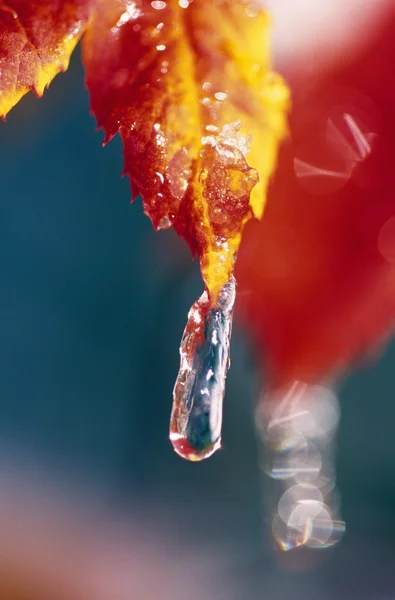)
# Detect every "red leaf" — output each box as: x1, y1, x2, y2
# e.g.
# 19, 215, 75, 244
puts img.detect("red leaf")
83, 0, 288, 299
0, 0, 93, 118
237, 13, 395, 386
